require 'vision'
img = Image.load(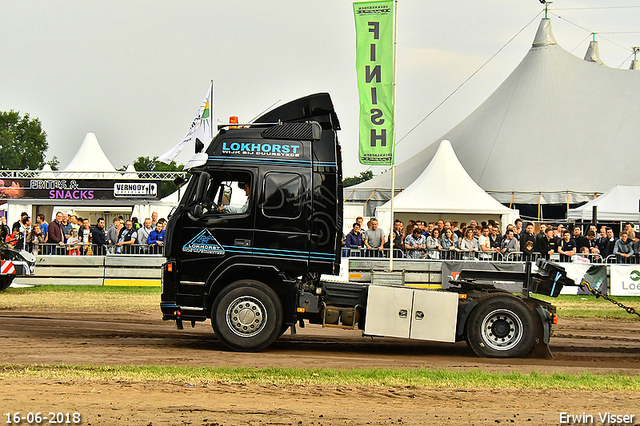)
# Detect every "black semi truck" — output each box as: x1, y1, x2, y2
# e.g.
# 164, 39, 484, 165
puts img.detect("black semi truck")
160, 93, 566, 358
